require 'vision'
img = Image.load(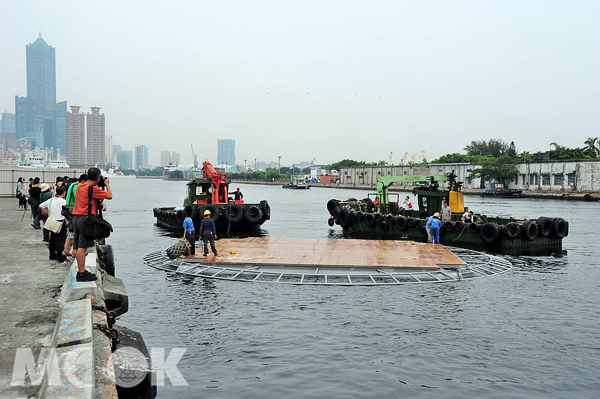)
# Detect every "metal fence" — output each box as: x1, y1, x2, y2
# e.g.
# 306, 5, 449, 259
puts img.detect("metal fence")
0, 166, 88, 197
